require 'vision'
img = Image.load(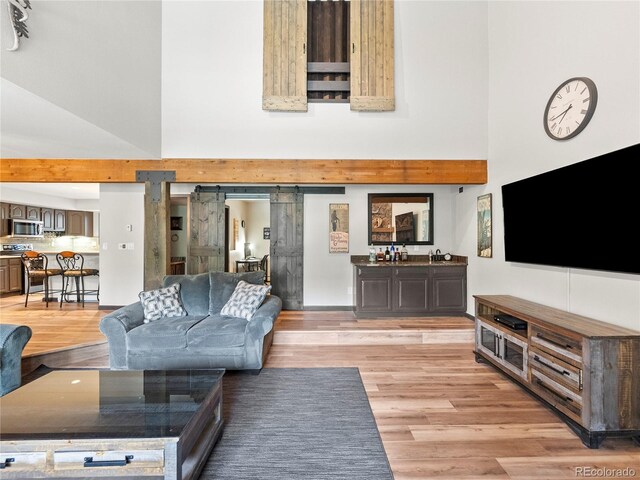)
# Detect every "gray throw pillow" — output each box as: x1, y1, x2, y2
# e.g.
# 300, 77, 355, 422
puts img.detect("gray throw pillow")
220, 280, 271, 321
139, 283, 187, 323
